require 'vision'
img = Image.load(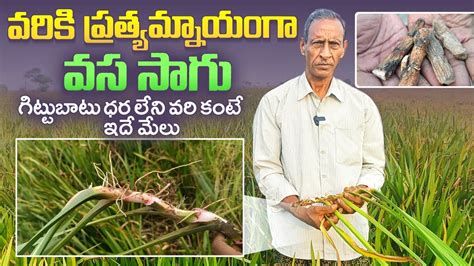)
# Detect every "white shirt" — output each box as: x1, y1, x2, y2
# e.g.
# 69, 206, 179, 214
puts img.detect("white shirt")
252, 73, 385, 260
